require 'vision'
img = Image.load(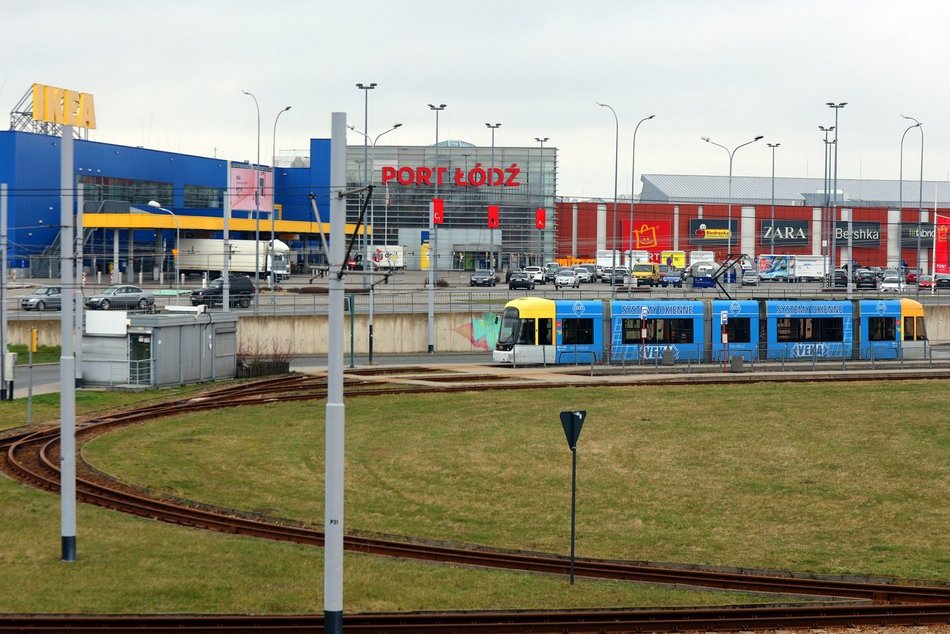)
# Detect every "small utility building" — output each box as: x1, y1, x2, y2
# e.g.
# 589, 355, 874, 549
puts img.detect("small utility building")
82, 310, 238, 388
